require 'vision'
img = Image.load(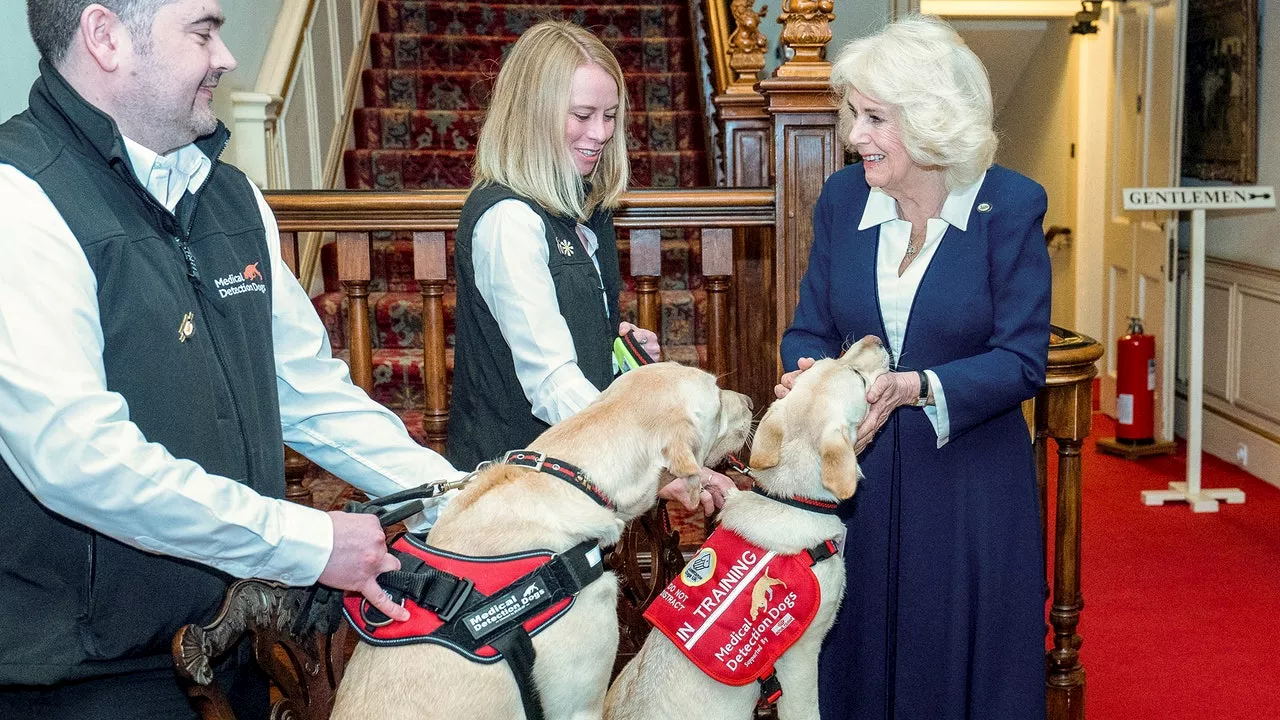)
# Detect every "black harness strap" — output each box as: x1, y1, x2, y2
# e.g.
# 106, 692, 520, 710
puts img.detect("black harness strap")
490, 627, 544, 720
